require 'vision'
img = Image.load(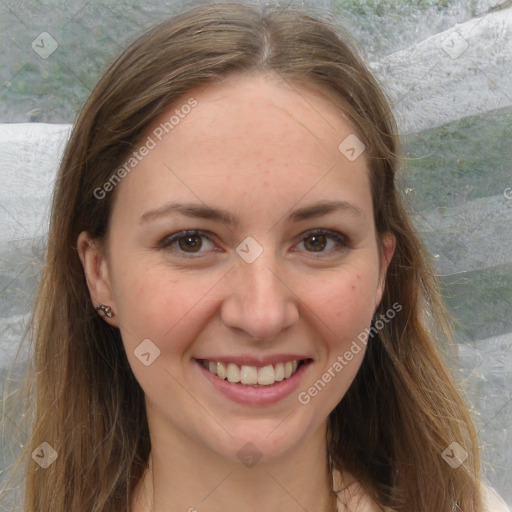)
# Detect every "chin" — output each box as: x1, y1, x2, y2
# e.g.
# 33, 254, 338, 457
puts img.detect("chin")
204, 414, 319, 466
